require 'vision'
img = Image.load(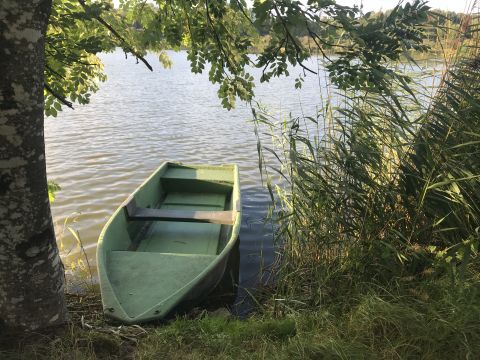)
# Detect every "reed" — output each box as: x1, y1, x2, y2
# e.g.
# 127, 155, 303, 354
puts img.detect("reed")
254, 4, 480, 308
